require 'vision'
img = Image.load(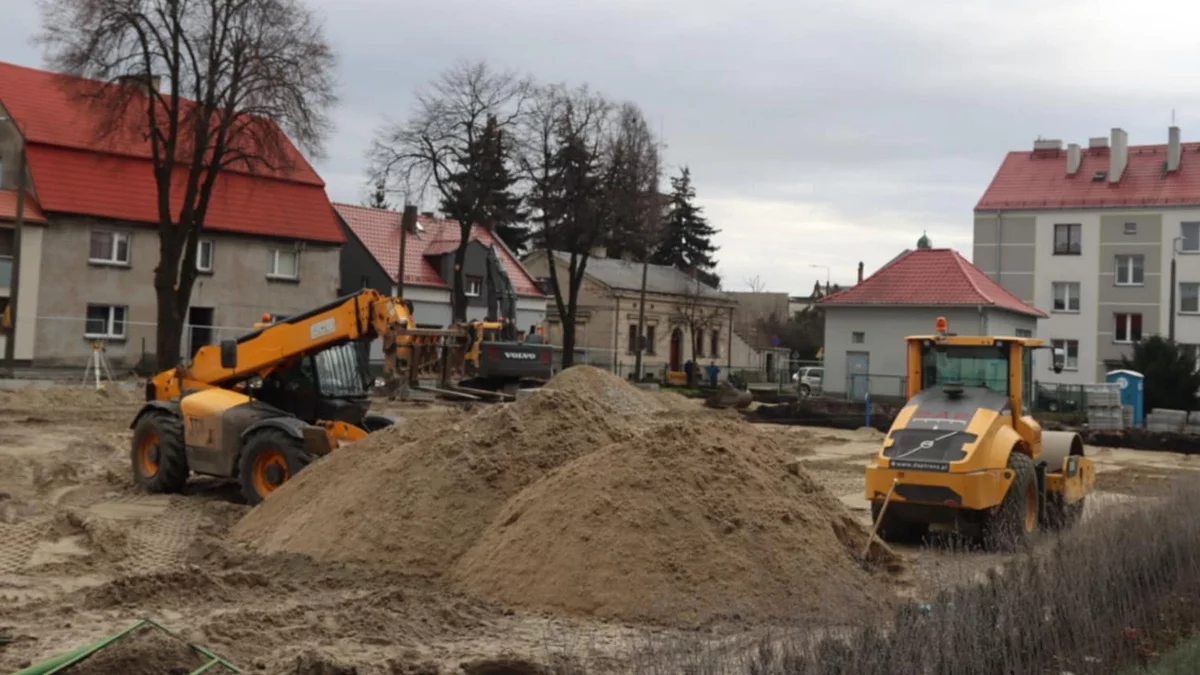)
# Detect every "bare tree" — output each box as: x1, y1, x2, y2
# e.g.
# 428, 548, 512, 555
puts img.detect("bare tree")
368, 60, 530, 323
517, 83, 613, 369
37, 0, 336, 369
746, 275, 767, 293
673, 275, 722, 387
